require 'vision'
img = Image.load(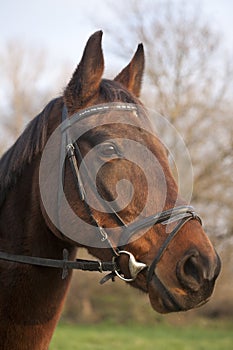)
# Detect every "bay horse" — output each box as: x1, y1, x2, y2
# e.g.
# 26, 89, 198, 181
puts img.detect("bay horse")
0, 31, 220, 349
